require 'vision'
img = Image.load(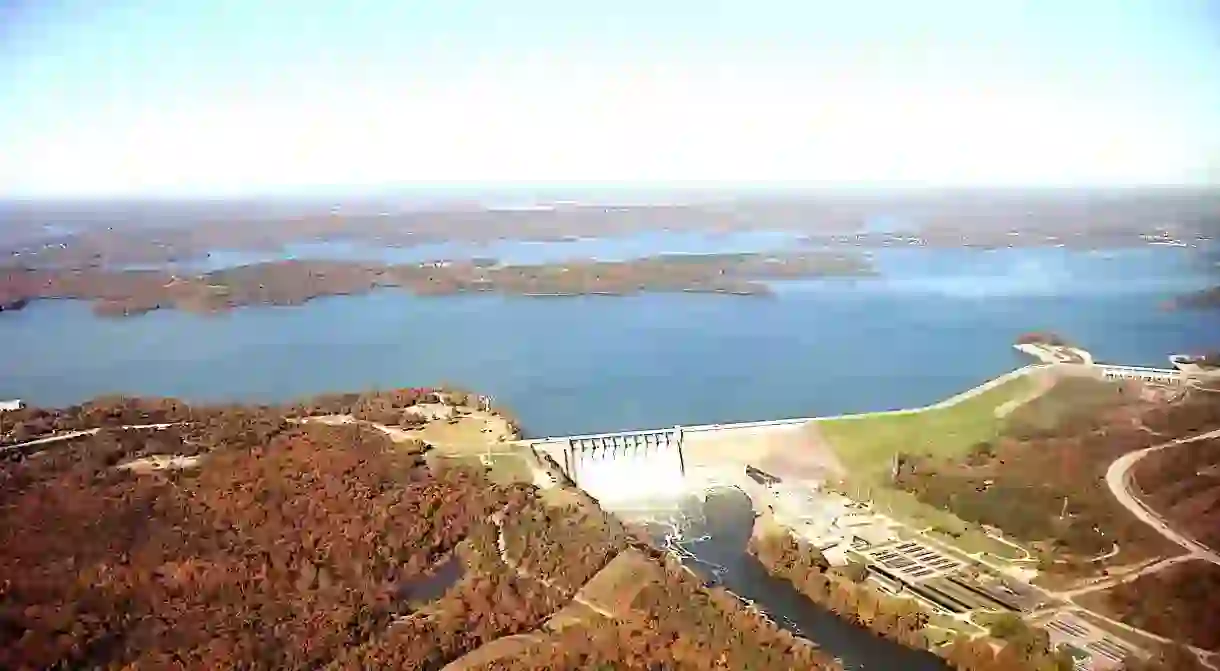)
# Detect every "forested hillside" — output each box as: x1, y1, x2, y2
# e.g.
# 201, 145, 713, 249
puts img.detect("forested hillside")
0, 394, 834, 670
